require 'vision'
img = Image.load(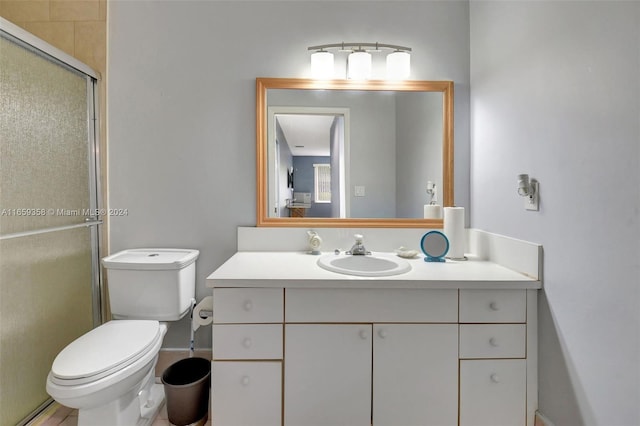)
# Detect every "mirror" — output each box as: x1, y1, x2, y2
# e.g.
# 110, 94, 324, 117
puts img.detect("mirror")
257, 78, 453, 228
